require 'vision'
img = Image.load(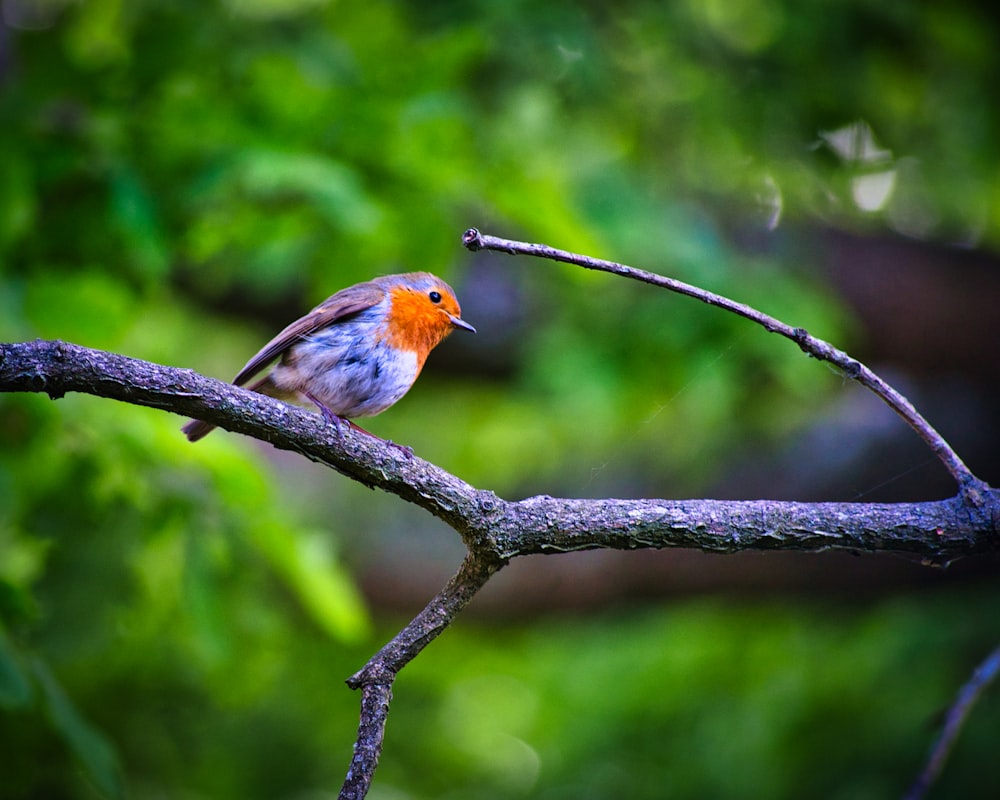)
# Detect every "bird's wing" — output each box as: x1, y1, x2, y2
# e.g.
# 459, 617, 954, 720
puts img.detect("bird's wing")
232, 281, 386, 386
